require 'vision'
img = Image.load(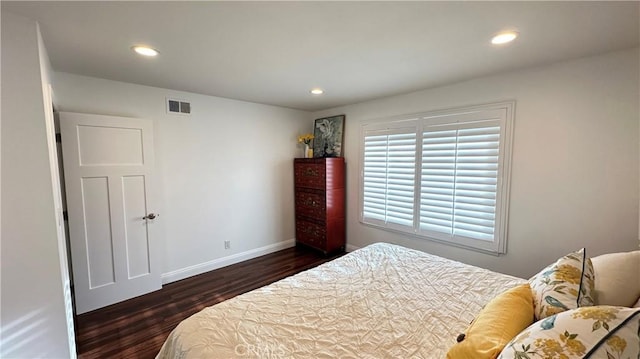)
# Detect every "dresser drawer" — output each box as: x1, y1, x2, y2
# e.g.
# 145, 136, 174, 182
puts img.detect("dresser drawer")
295, 189, 326, 219
294, 162, 326, 189
295, 219, 327, 249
